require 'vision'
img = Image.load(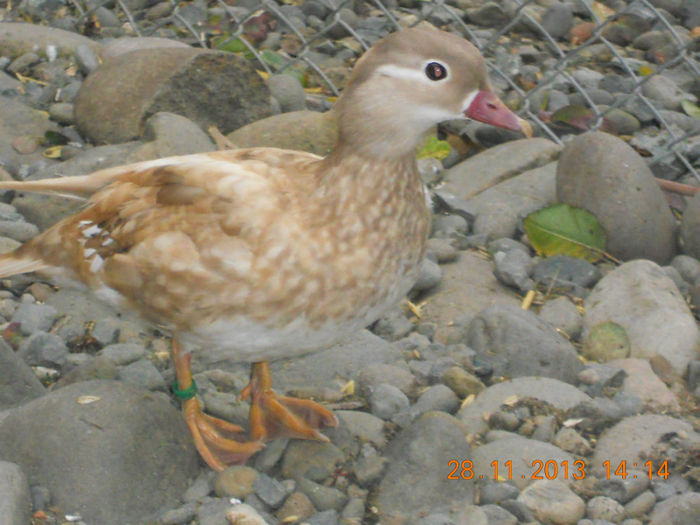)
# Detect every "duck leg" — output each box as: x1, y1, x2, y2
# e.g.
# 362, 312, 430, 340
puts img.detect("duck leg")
171, 339, 264, 471
241, 361, 338, 441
